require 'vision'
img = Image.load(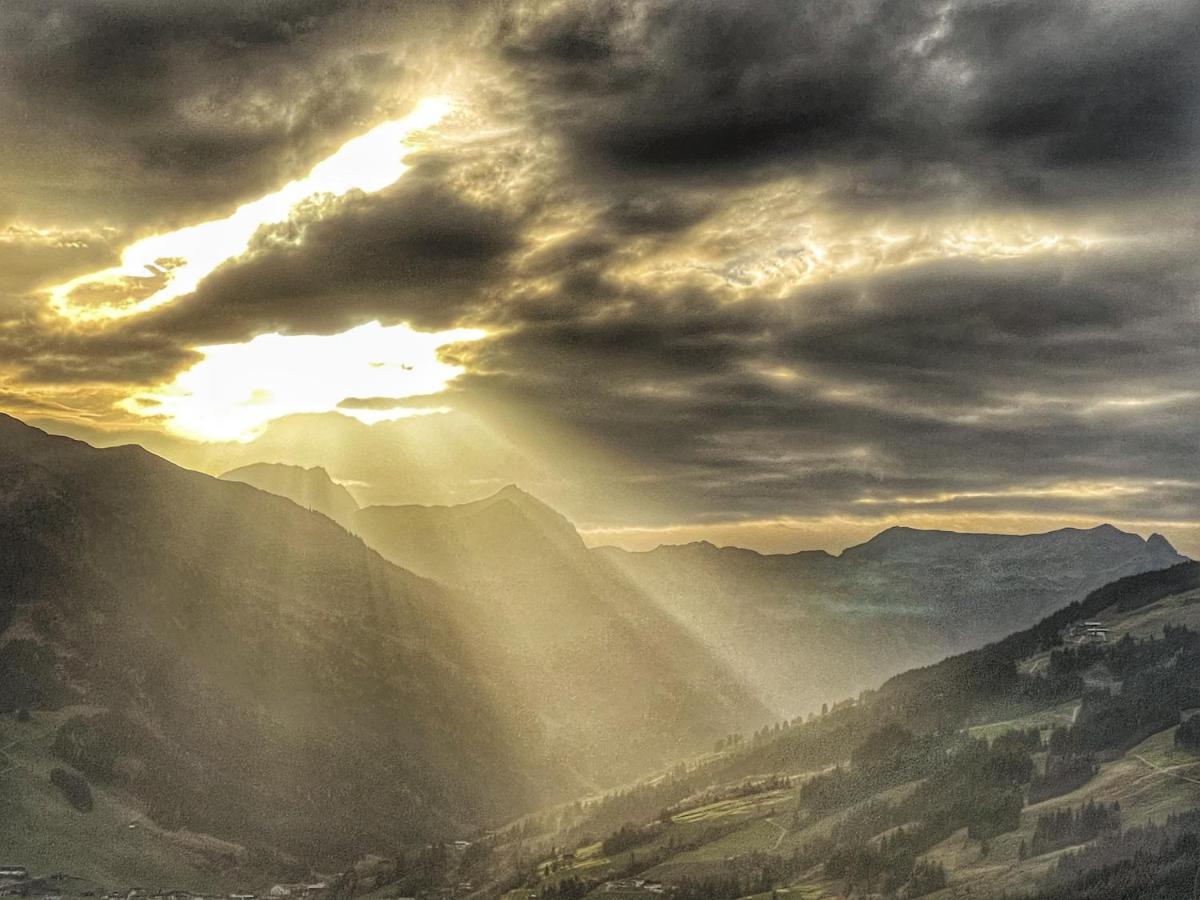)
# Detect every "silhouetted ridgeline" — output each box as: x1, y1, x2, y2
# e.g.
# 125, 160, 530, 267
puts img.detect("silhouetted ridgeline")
0, 414, 566, 860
